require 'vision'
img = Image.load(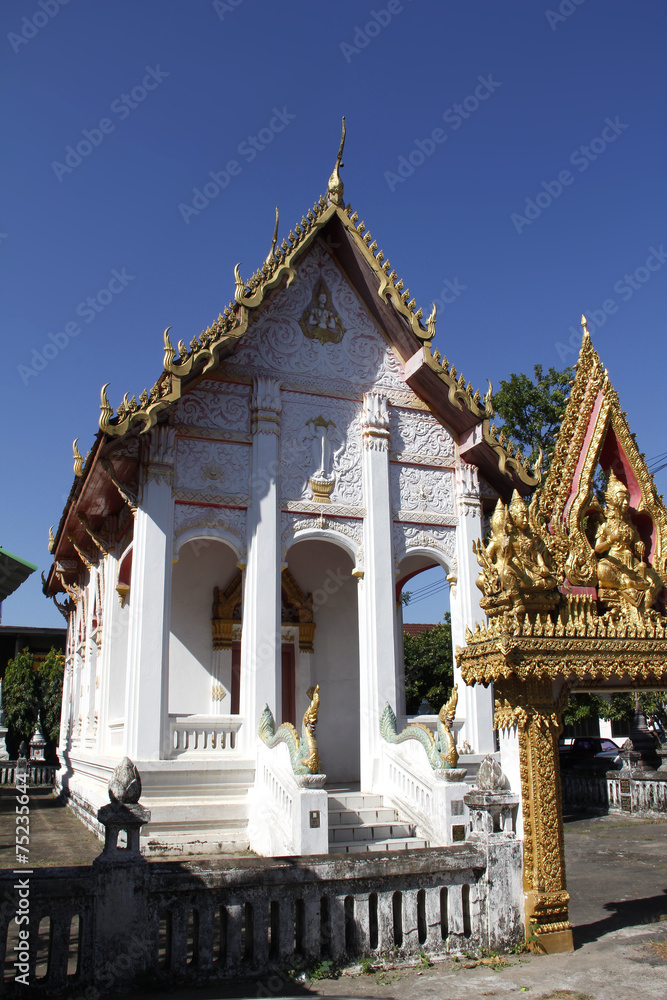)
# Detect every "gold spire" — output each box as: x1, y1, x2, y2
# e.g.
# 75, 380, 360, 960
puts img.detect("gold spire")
581, 313, 590, 340
73, 439, 85, 478
163, 327, 175, 369
234, 263, 246, 304
266, 206, 279, 266
48, 525, 55, 554
426, 302, 437, 341
327, 116, 346, 206
99, 383, 113, 432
